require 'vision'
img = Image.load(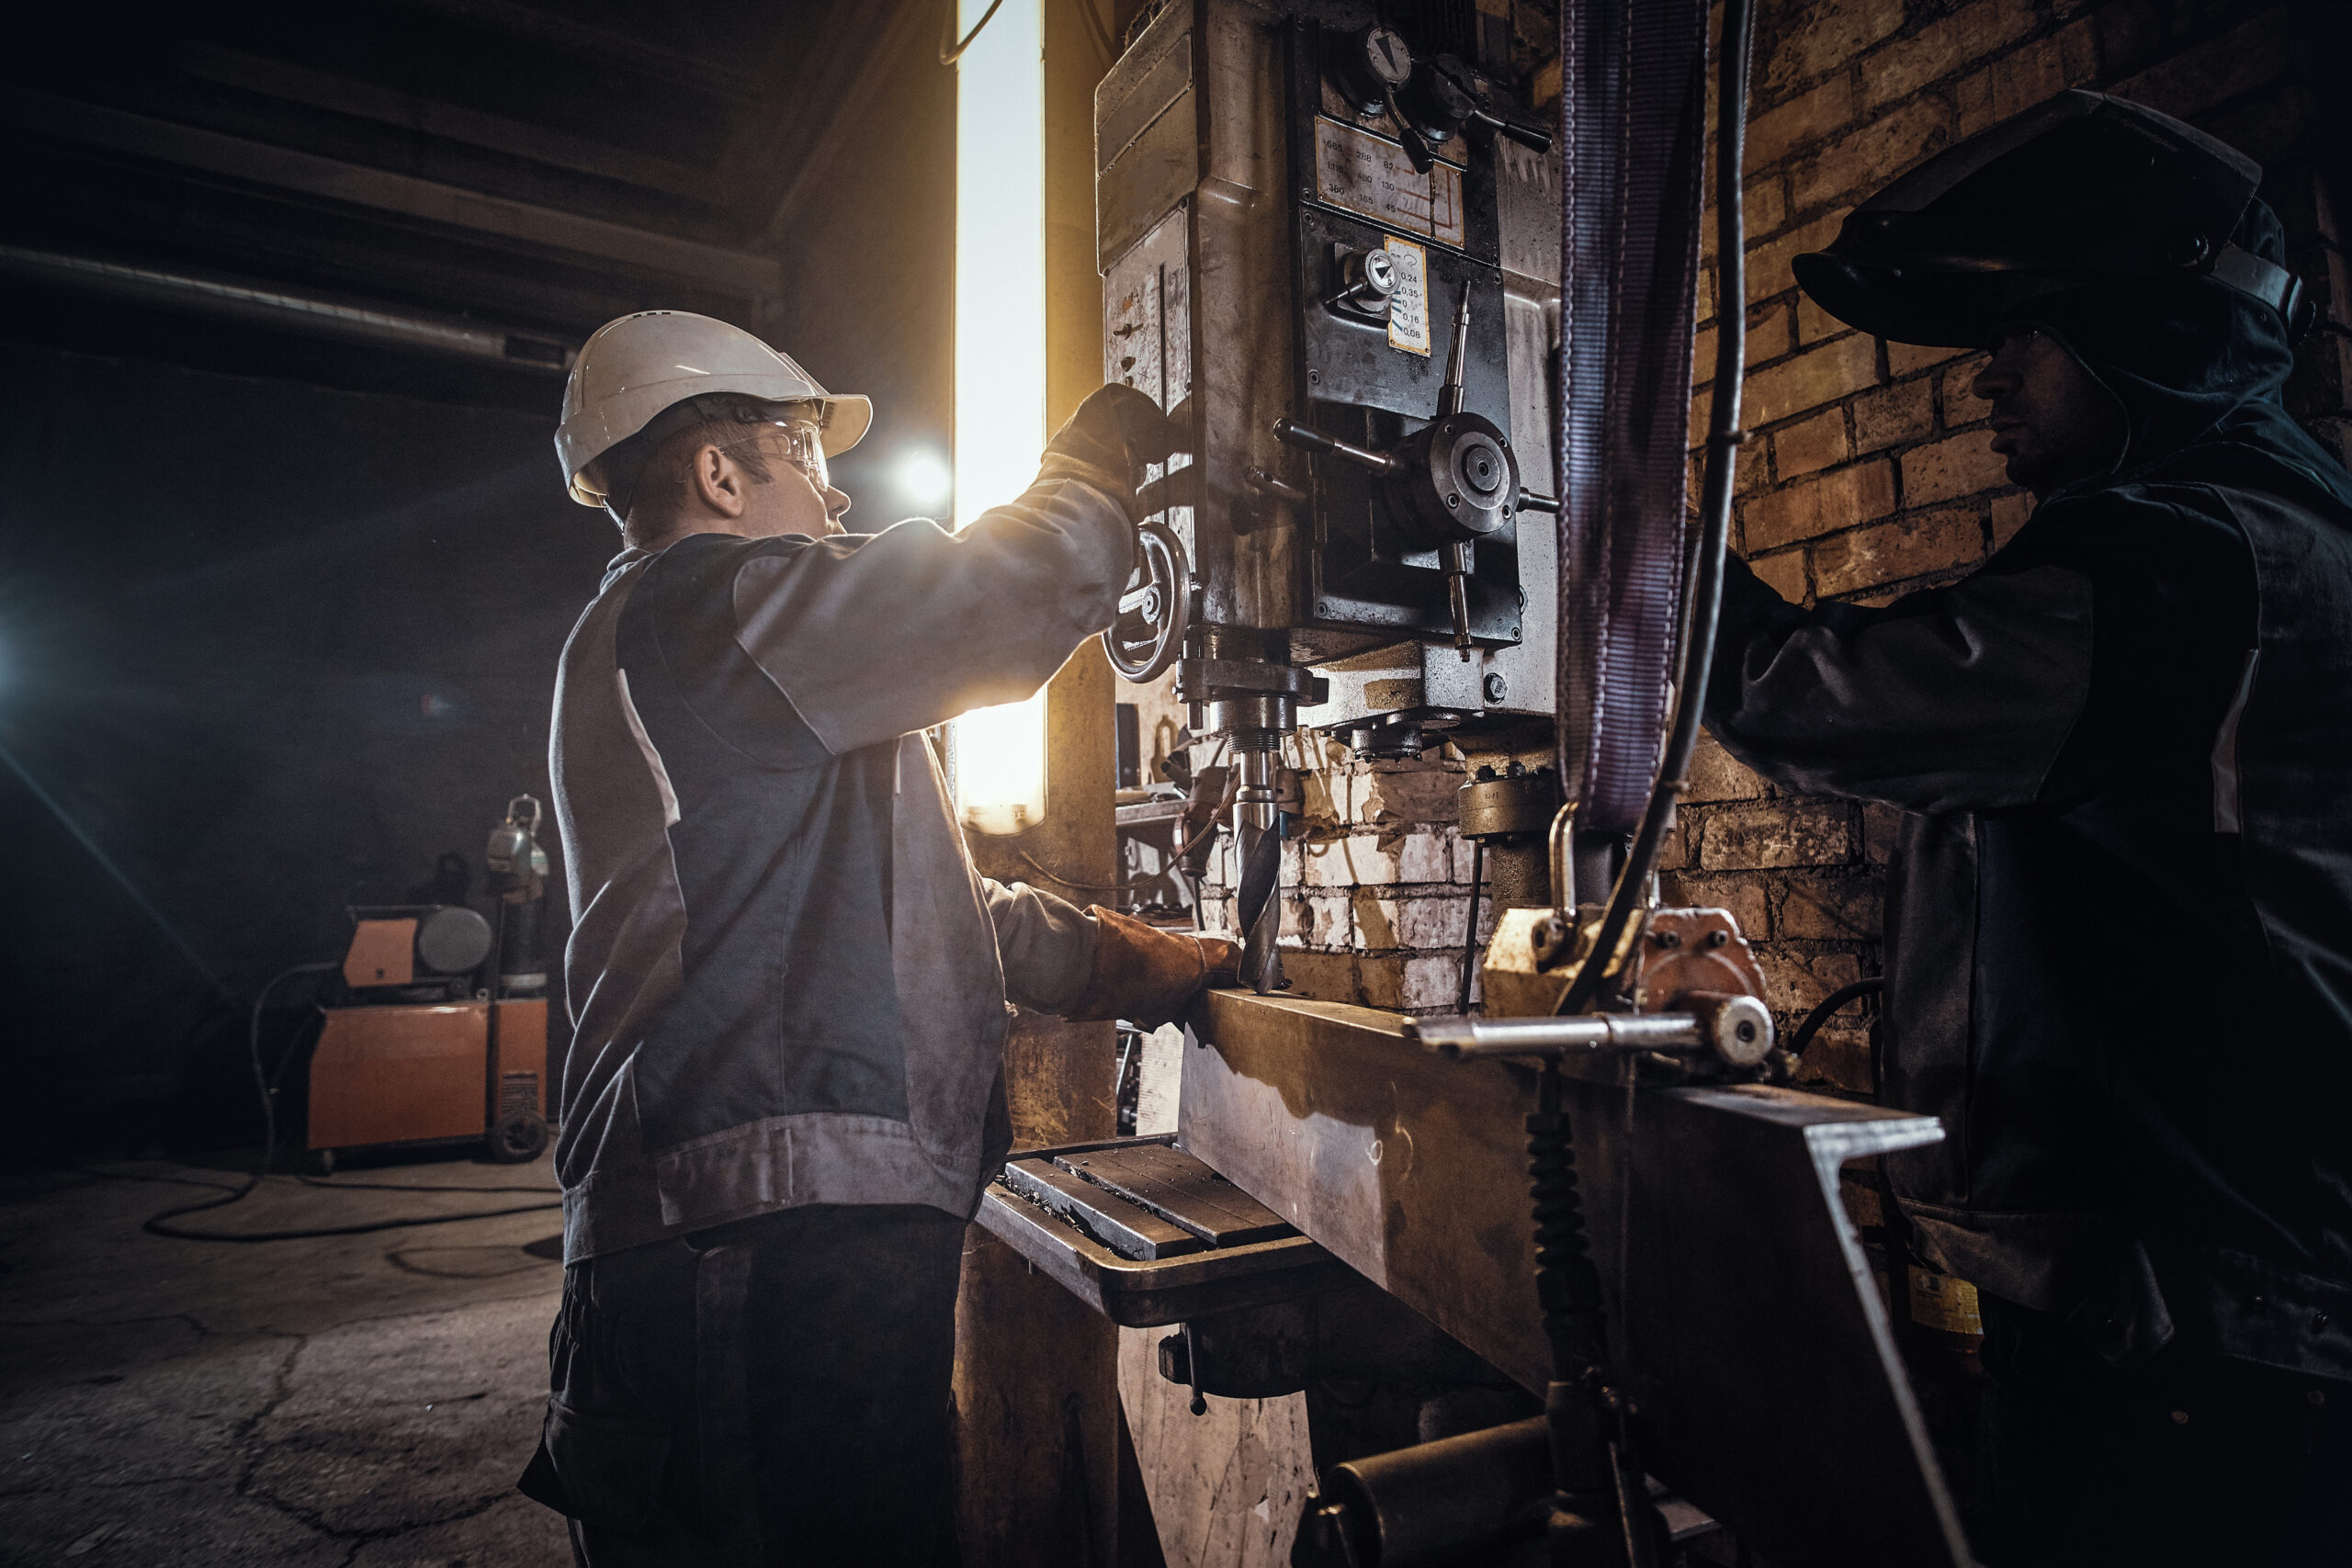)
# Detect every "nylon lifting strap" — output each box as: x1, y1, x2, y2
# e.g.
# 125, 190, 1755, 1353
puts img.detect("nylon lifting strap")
1556, 0, 1711, 838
